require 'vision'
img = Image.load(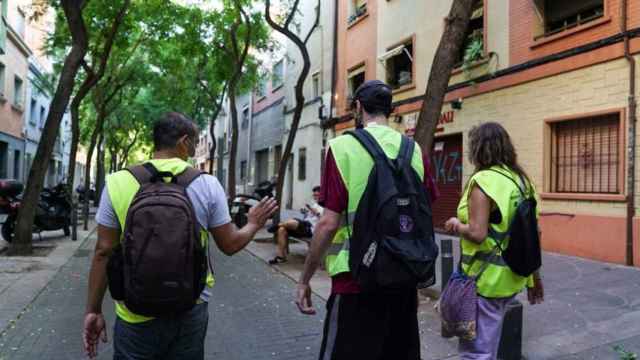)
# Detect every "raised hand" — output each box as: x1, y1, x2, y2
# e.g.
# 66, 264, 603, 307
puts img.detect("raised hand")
247, 197, 278, 228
